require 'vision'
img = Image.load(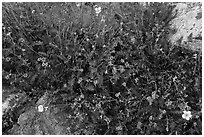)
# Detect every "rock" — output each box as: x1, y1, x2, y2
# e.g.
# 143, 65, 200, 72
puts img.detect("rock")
169, 2, 202, 51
